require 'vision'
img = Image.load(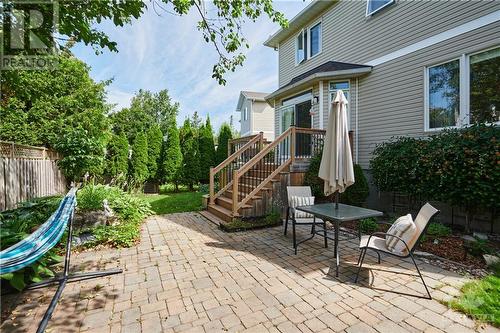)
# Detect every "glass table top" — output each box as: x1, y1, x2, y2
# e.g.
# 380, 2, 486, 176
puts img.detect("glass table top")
296, 203, 383, 222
